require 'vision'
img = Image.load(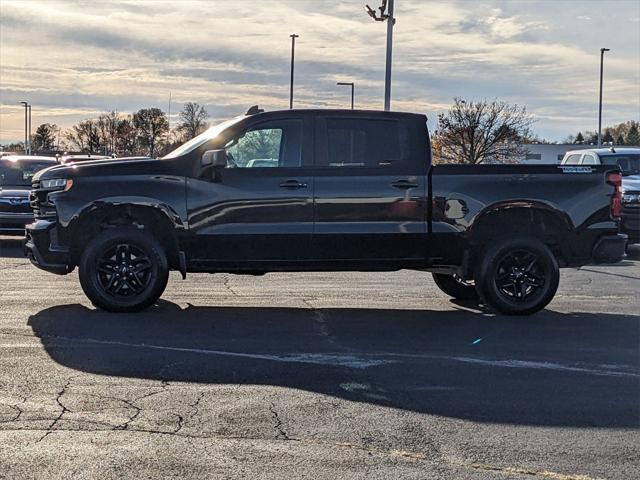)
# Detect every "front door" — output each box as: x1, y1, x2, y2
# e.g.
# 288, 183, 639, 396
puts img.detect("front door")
186, 117, 314, 264
312, 114, 428, 261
